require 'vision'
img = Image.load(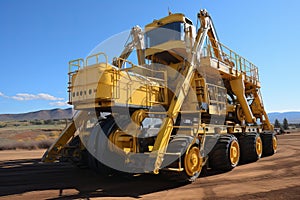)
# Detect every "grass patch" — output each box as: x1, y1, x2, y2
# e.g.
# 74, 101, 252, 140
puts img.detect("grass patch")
0, 119, 70, 151
0, 139, 54, 150
0, 119, 69, 131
